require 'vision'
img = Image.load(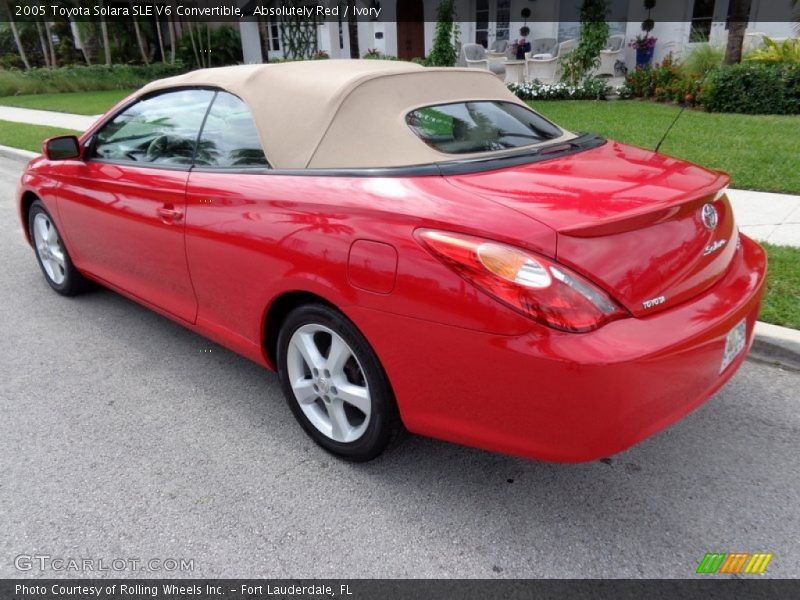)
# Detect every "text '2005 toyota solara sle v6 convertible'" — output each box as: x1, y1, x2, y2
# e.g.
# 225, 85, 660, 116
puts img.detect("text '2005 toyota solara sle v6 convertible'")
18, 60, 766, 462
